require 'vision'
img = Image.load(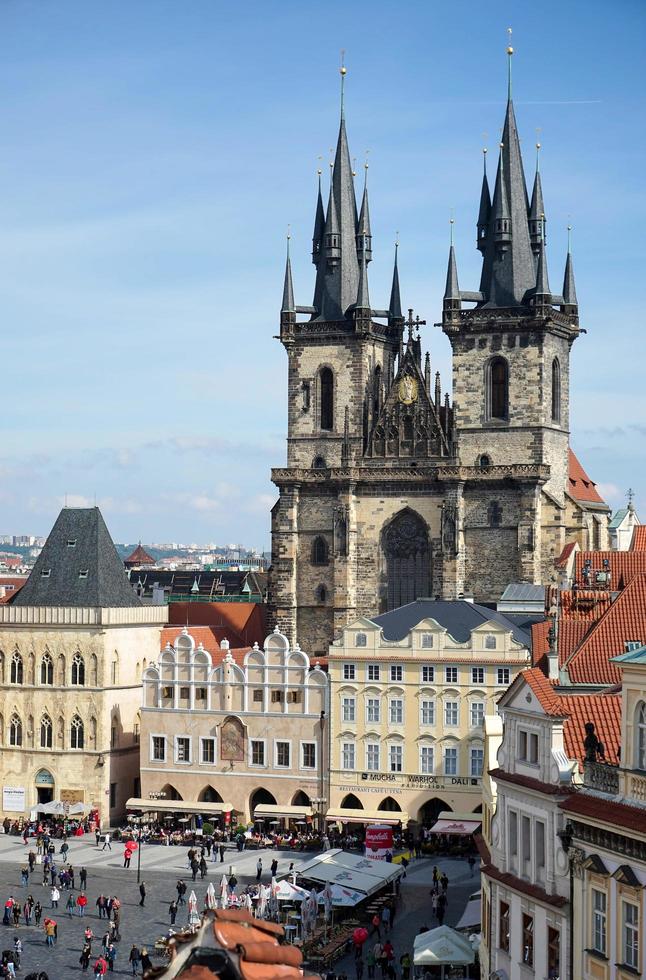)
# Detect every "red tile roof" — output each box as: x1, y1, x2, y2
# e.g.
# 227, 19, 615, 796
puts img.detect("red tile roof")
574, 551, 646, 590
161, 626, 251, 666
560, 793, 646, 835
124, 543, 156, 566
0, 577, 26, 603
568, 449, 607, 506
559, 590, 612, 623
630, 525, 646, 551
168, 601, 267, 648
489, 767, 572, 796
555, 541, 577, 569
